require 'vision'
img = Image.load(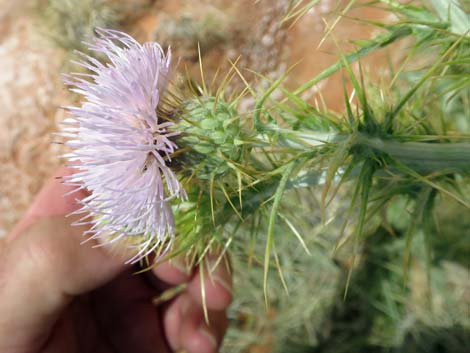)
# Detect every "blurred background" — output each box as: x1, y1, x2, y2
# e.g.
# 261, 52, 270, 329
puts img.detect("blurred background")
0, 1, 468, 352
